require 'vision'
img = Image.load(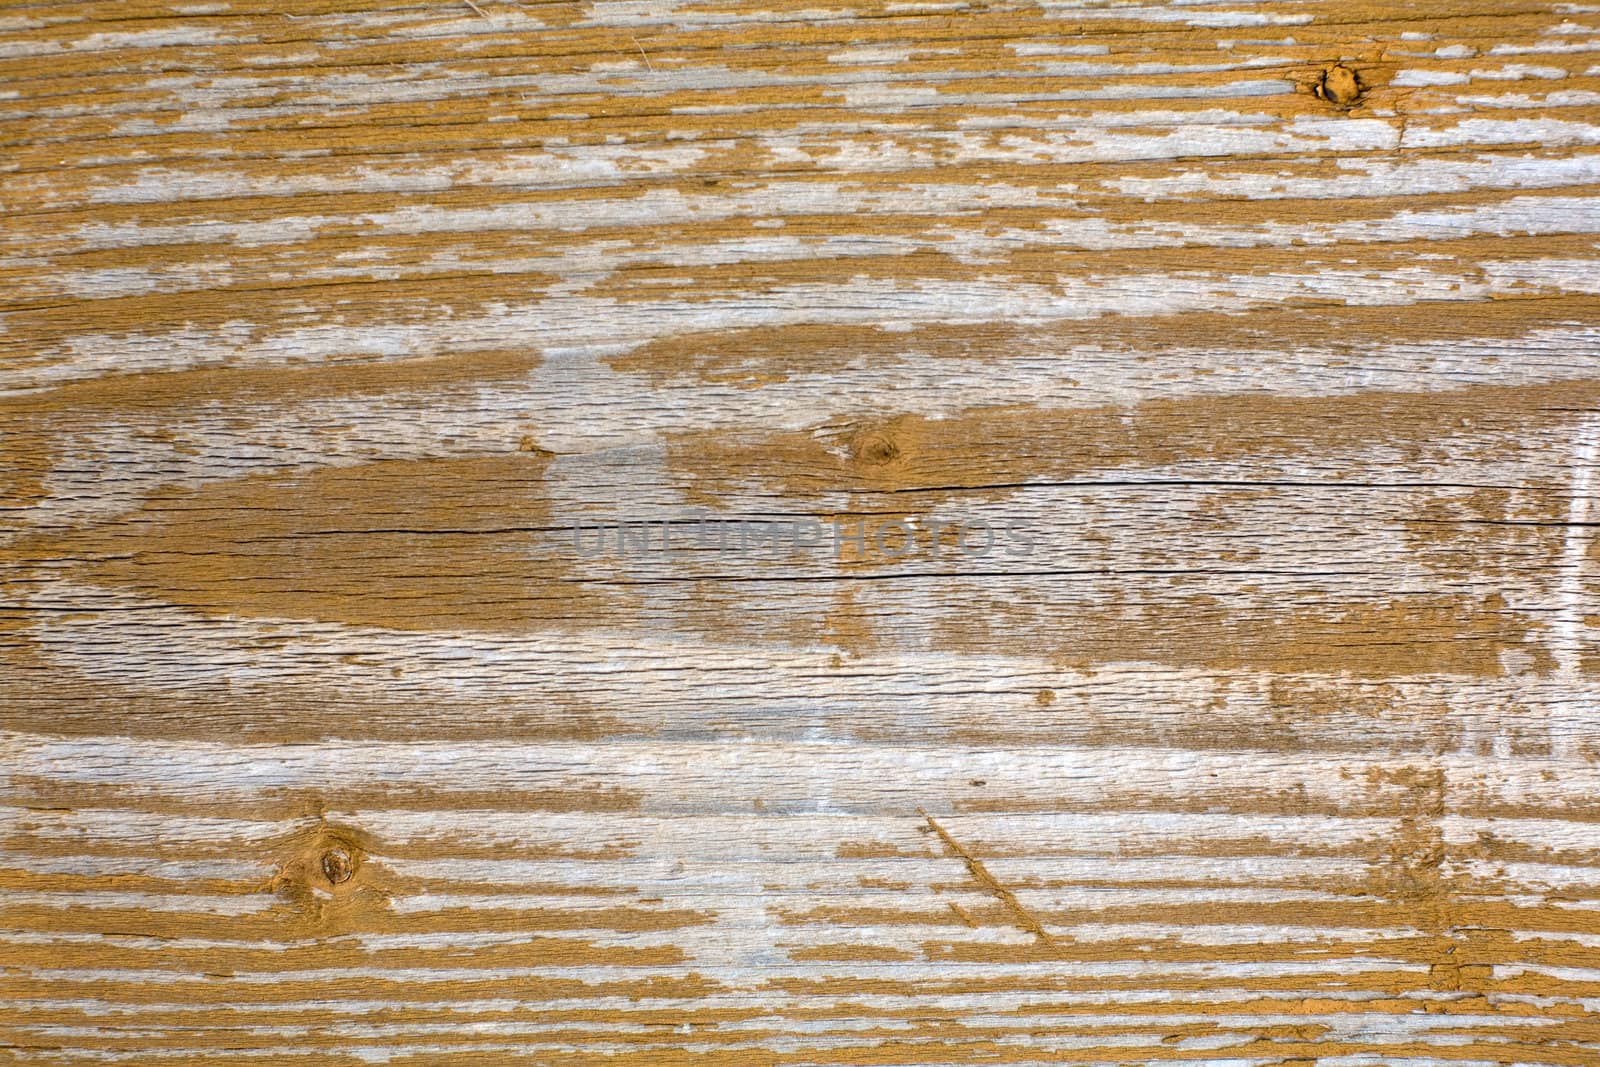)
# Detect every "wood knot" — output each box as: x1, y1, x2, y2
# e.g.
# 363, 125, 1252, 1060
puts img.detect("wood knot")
320, 846, 355, 886
1313, 64, 1362, 107
268, 826, 373, 909
517, 434, 555, 457
852, 431, 900, 466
